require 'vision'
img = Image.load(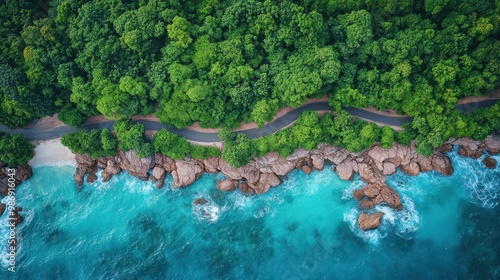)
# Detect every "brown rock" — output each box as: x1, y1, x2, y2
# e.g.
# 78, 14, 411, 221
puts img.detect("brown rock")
415, 154, 433, 172
310, 155, 324, 171
14, 163, 33, 182
484, 135, 500, 155
86, 172, 97, 183
302, 165, 312, 175
382, 161, 397, 175
116, 150, 154, 181
400, 161, 420, 176
358, 163, 386, 185
101, 171, 111, 182
152, 166, 166, 181
240, 182, 255, 195
150, 175, 157, 183
254, 152, 295, 176
336, 158, 355, 181
483, 157, 497, 169
259, 173, 281, 187
358, 212, 384, 231
380, 185, 403, 211
362, 184, 381, 198
104, 159, 121, 175
216, 179, 238, 192
250, 181, 270, 195
432, 153, 454, 176
156, 180, 164, 189
194, 198, 208, 205
172, 159, 204, 188
73, 167, 86, 187
437, 143, 454, 153
353, 189, 365, 200
359, 198, 376, 210
203, 157, 220, 174
218, 159, 242, 180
